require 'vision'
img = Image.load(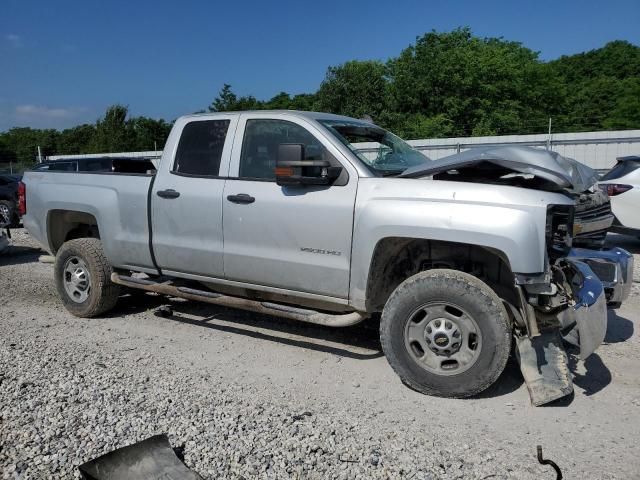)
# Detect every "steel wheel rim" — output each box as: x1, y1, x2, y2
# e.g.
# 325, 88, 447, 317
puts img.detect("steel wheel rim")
63, 256, 91, 303
404, 301, 482, 376
0, 204, 9, 227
